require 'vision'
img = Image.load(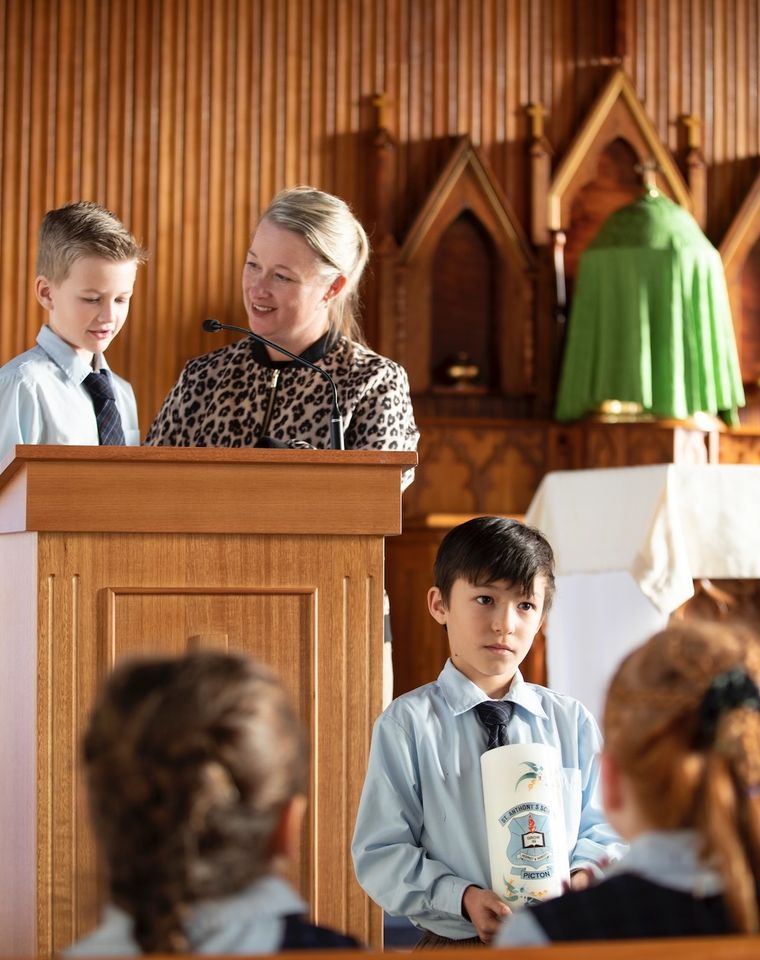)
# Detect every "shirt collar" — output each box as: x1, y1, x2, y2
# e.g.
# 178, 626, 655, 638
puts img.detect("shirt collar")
184, 874, 307, 942
247, 327, 340, 368
37, 324, 110, 383
608, 830, 724, 896
437, 658, 548, 720
87, 875, 307, 952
